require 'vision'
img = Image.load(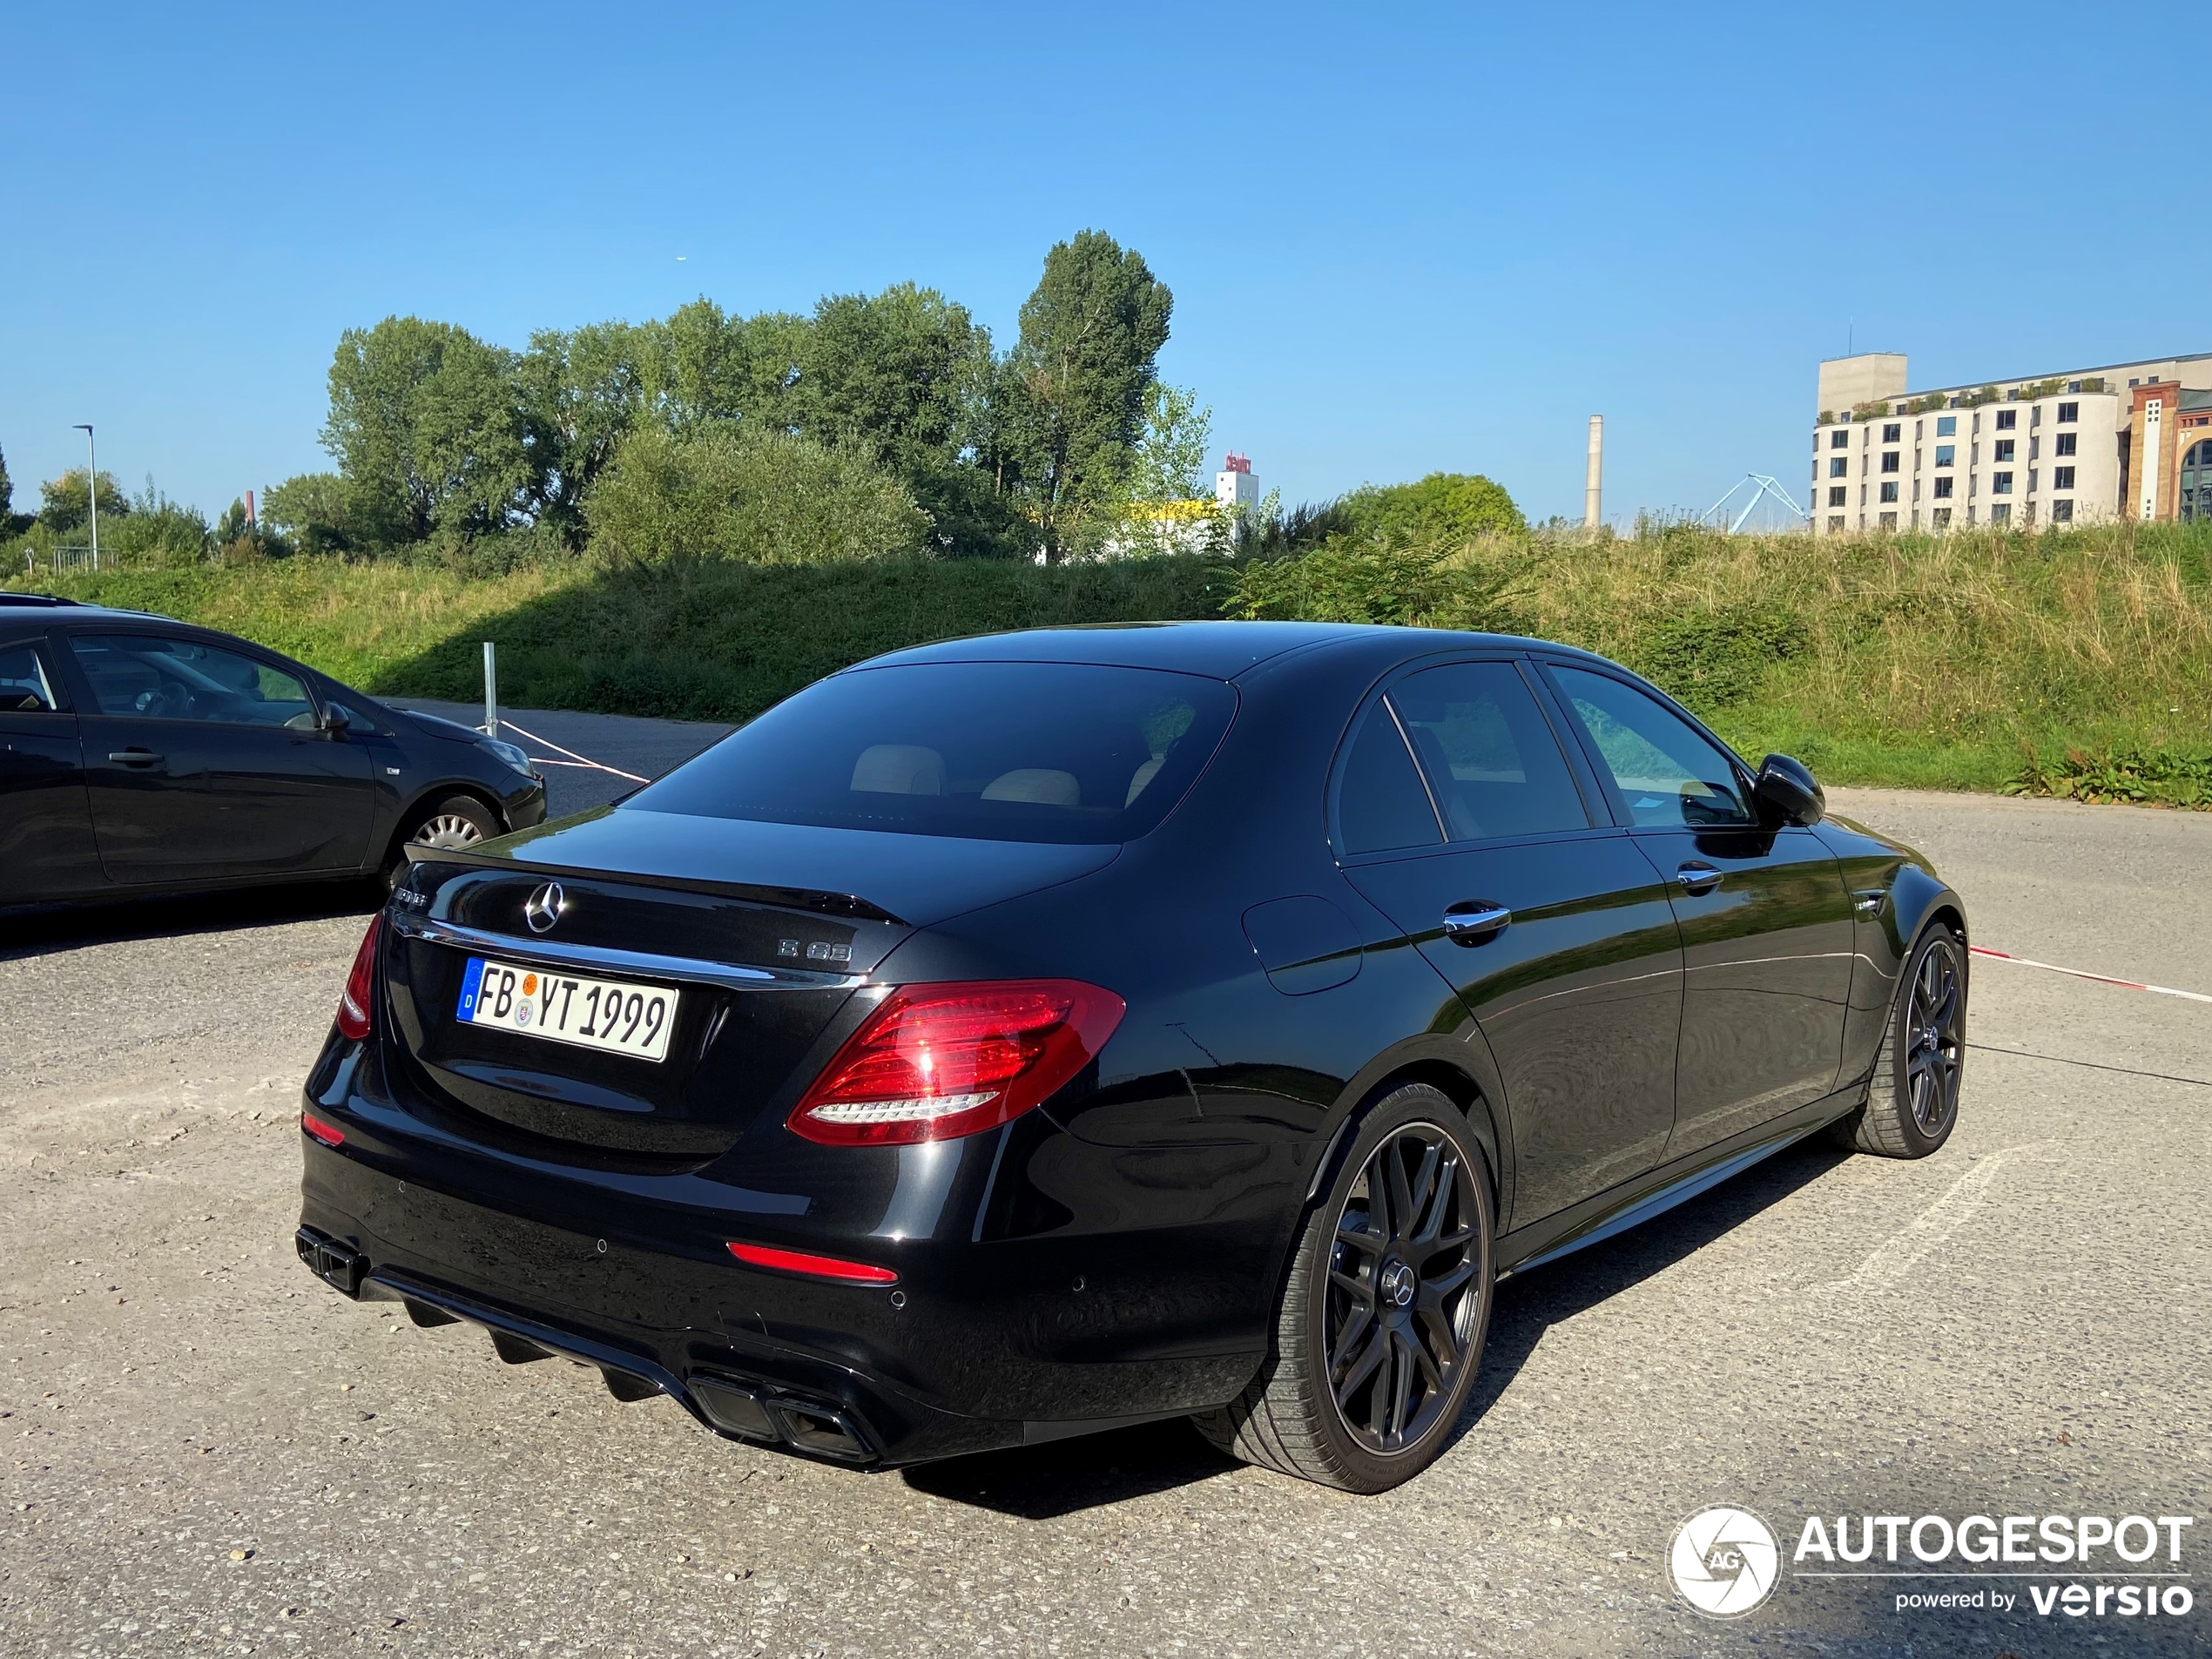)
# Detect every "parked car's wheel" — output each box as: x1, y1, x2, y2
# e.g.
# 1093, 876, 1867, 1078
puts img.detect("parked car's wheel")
1193, 1082, 1495, 1493
384, 795, 502, 889
1828, 923, 1966, 1158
